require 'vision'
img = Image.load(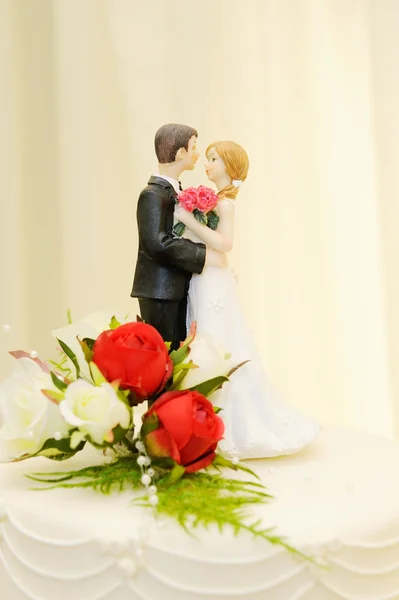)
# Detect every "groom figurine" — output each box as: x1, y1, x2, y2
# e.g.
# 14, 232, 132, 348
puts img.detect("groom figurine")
131, 123, 224, 349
